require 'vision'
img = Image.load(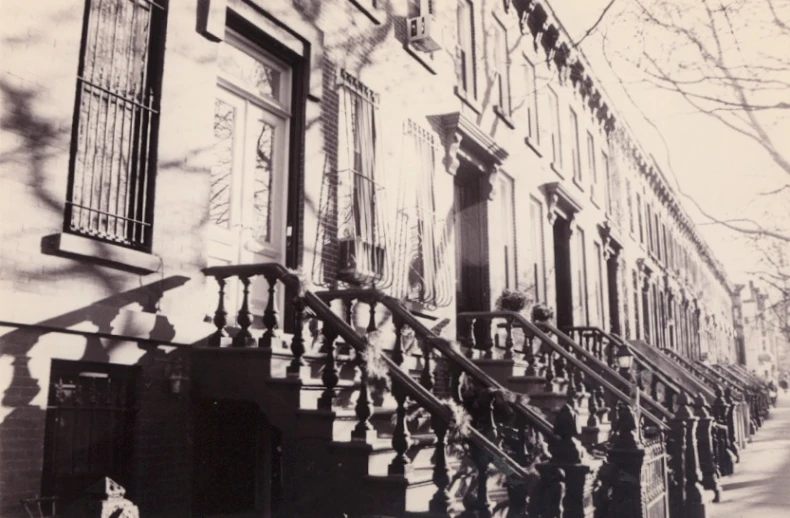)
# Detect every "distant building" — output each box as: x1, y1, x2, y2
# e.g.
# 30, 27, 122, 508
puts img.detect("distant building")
733, 282, 782, 381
